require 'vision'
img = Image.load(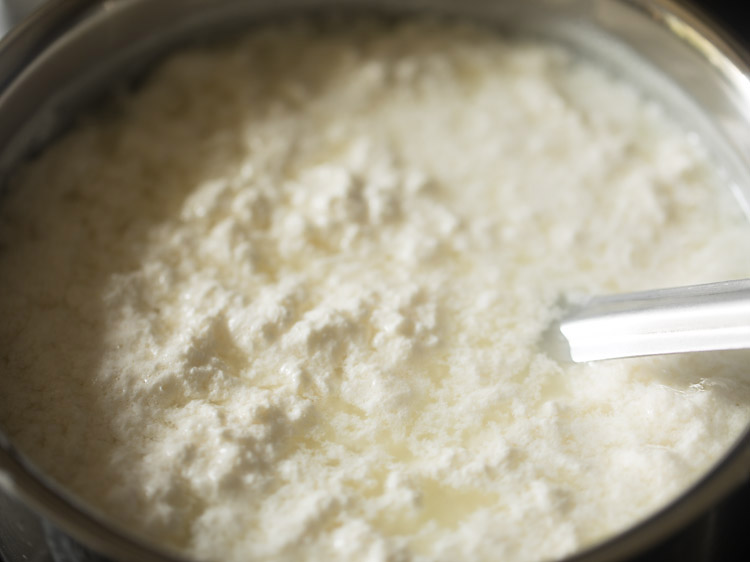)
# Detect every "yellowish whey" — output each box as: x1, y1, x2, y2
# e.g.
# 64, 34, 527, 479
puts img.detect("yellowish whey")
2, 18, 750, 562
